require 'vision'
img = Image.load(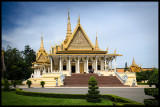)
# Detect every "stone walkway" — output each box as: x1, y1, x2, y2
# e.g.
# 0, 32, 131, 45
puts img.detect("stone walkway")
21, 87, 155, 104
